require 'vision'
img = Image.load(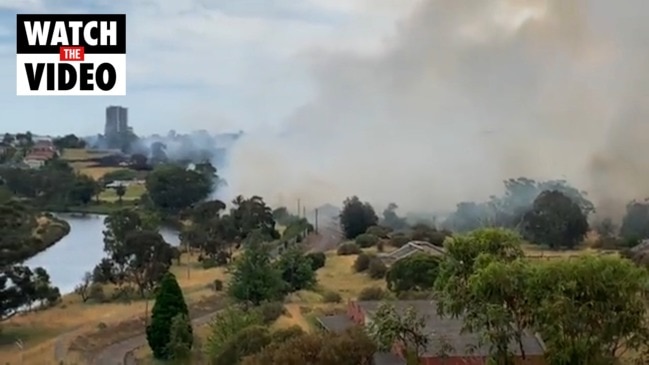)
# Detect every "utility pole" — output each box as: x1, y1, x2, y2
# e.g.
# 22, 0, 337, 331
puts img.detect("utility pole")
303, 206, 306, 220
315, 208, 319, 234
297, 198, 301, 218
